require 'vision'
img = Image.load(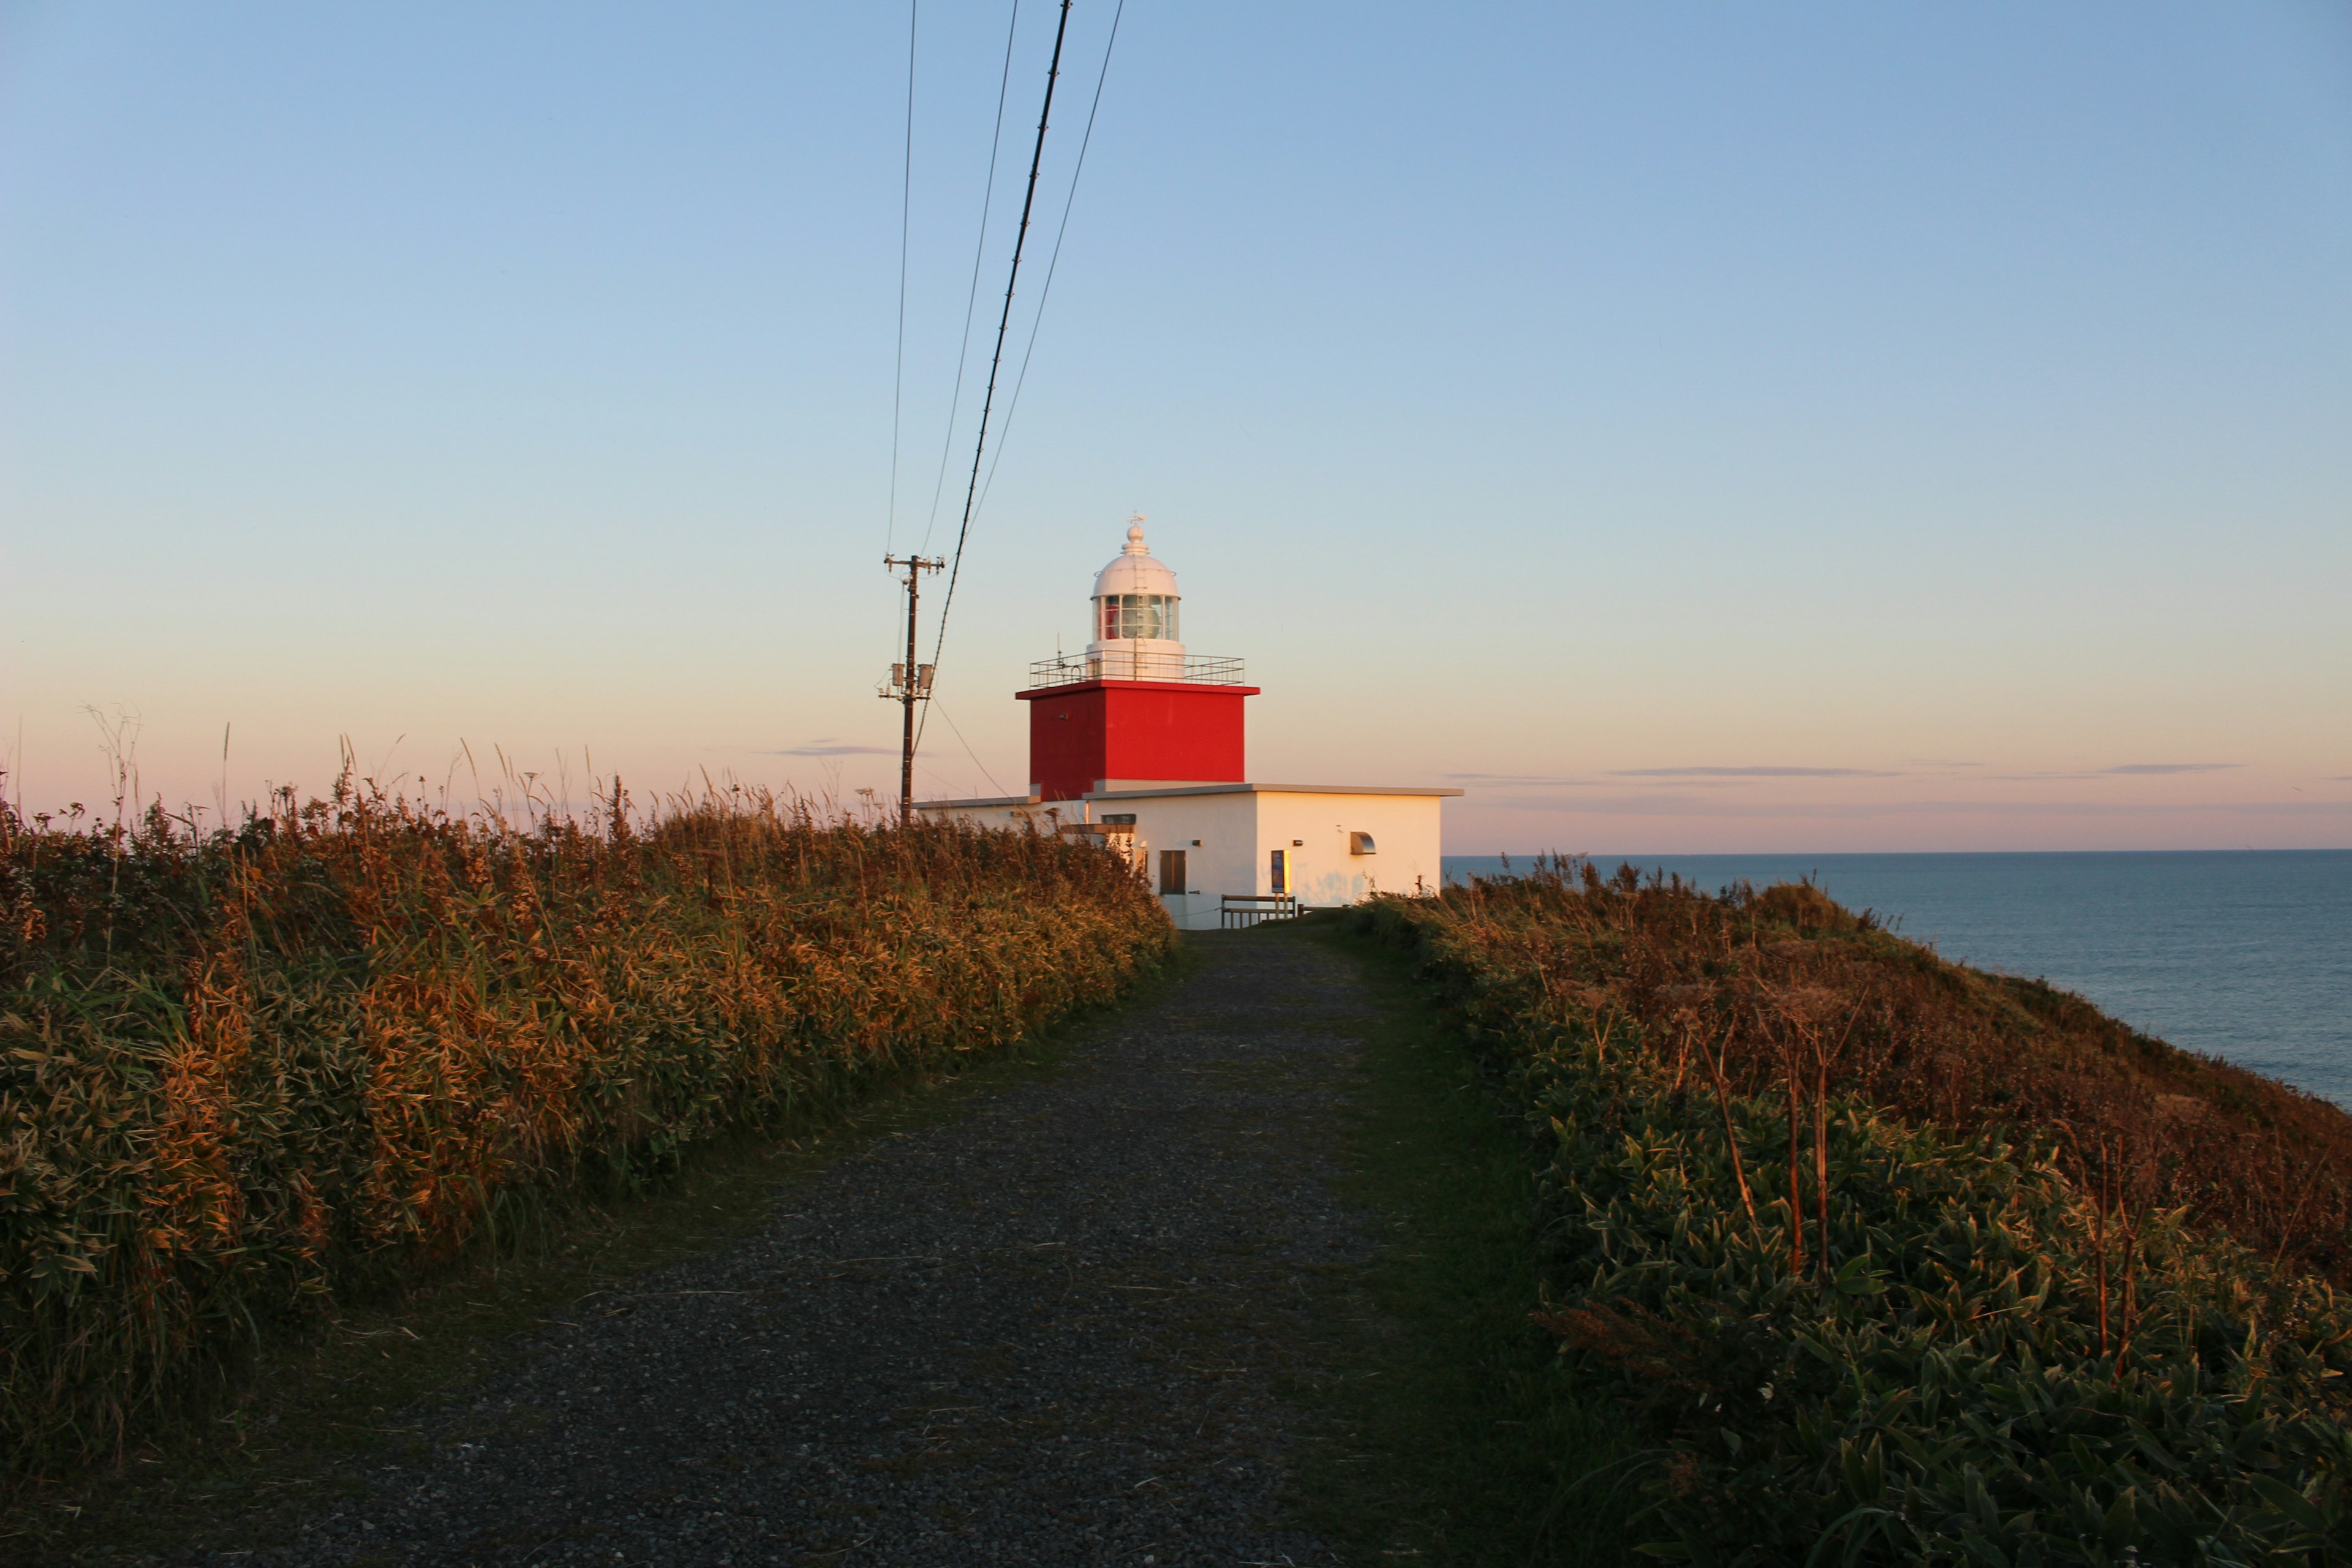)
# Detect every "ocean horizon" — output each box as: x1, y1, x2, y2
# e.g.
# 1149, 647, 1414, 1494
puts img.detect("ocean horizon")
1439, 848, 2352, 1108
